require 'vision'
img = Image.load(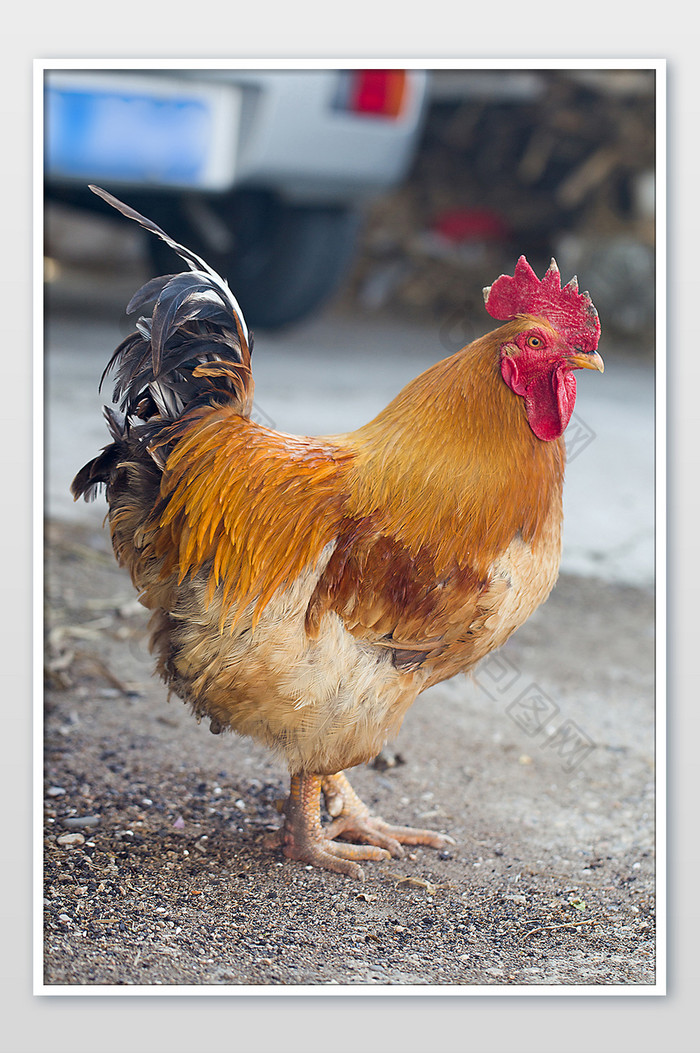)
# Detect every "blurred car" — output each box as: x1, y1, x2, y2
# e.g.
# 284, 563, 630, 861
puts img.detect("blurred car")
44, 68, 429, 328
